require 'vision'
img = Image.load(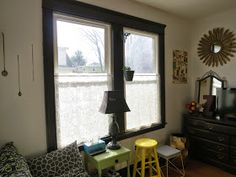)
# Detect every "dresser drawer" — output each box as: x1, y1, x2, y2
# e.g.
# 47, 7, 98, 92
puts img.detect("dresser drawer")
186, 117, 236, 136
187, 119, 206, 129
199, 138, 228, 153
229, 154, 236, 166
231, 147, 236, 156
201, 149, 229, 163
189, 136, 228, 153
230, 147, 236, 167
187, 127, 229, 144
231, 137, 236, 147
204, 122, 236, 135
